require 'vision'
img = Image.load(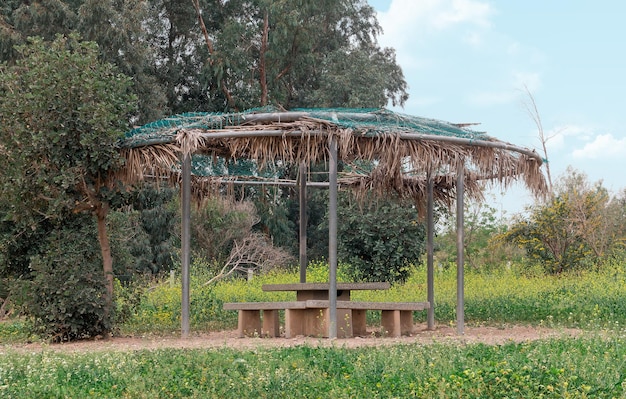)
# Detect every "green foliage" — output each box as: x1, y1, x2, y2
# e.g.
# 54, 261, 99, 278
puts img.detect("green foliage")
1, 0, 166, 123
127, 185, 177, 274
11, 215, 110, 342
0, 35, 134, 339
337, 193, 426, 284
190, 197, 260, 264
499, 168, 623, 274
0, 318, 36, 343
436, 197, 516, 269
252, 187, 297, 251
114, 260, 350, 334
0, 33, 135, 227
2, 337, 626, 397
105, 257, 626, 334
